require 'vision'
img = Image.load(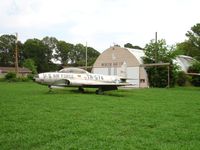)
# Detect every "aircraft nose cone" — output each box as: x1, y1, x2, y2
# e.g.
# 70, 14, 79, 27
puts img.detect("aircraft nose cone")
33, 74, 39, 82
